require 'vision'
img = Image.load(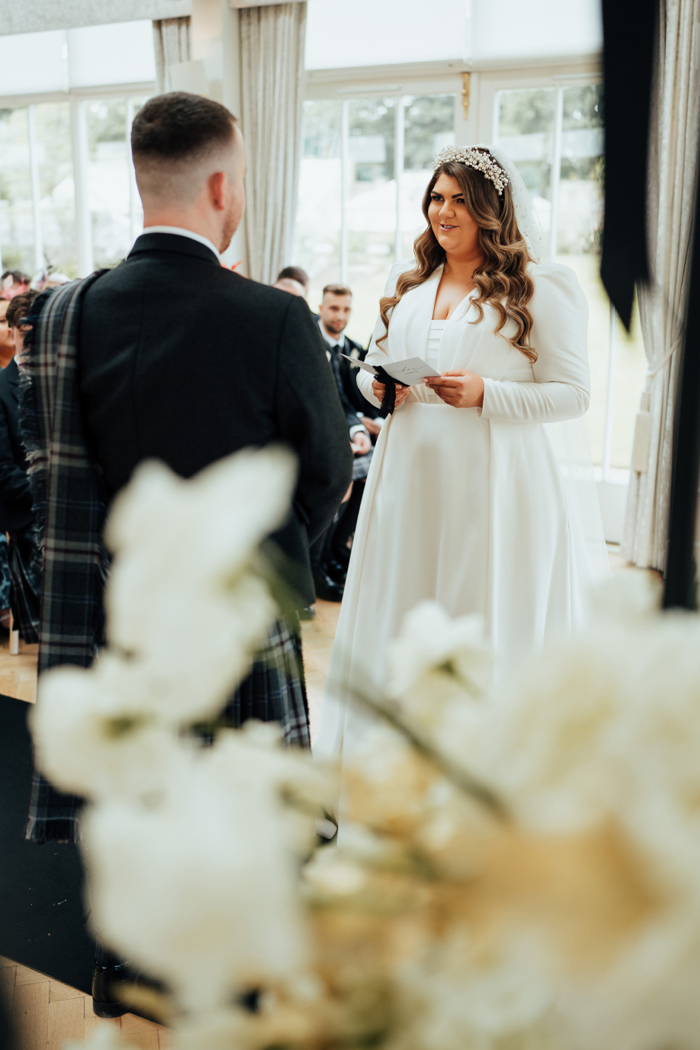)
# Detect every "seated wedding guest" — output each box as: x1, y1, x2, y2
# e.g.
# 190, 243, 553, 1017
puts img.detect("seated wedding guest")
0, 298, 16, 367
1, 270, 29, 300
318, 284, 385, 436
0, 296, 19, 630
313, 284, 382, 597
277, 265, 309, 298
274, 276, 306, 297
24, 89, 351, 1019
29, 269, 72, 293
0, 291, 40, 642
